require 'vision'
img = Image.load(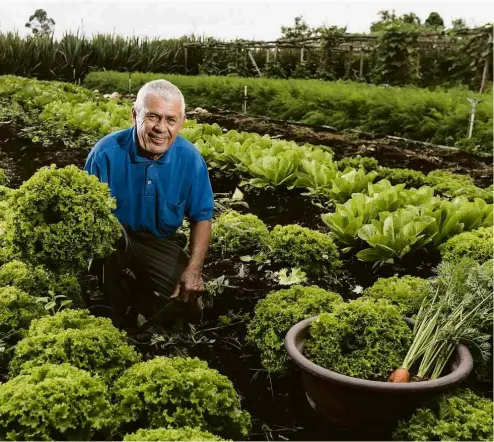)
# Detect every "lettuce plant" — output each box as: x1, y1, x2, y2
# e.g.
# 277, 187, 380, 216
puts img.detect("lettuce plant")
0, 260, 83, 306
439, 227, 493, 264
0, 286, 46, 346
364, 275, 429, 317
357, 207, 437, 266
112, 357, 251, 439
393, 389, 493, 441
123, 427, 226, 441
6, 165, 121, 272
0, 363, 115, 441
337, 155, 380, 172
210, 210, 270, 257
9, 309, 140, 383
247, 285, 342, 373
304, 298, 412, 381
268, 224, 341, 276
